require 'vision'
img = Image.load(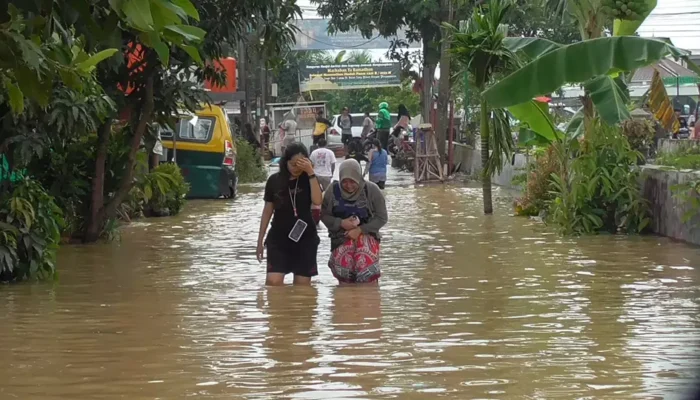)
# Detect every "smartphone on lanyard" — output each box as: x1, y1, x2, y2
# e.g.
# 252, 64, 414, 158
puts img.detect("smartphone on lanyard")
287, 178, 308, 242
